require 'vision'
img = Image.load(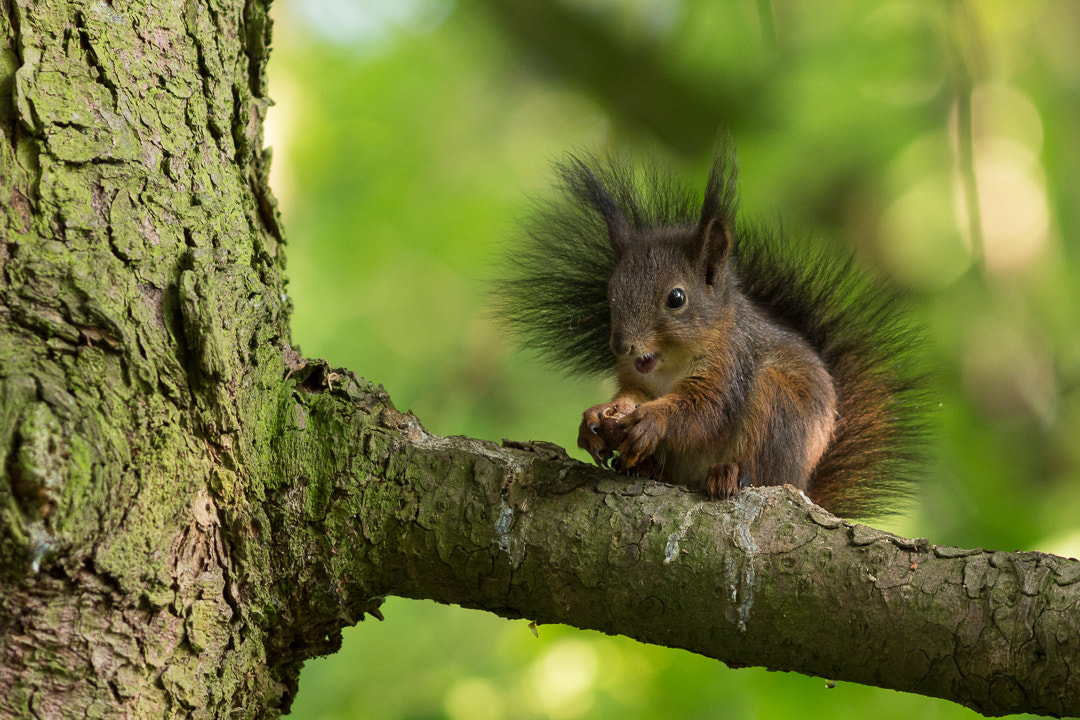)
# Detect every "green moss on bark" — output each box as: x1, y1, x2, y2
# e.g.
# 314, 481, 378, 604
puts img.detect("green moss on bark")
1, 0, 291, 716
